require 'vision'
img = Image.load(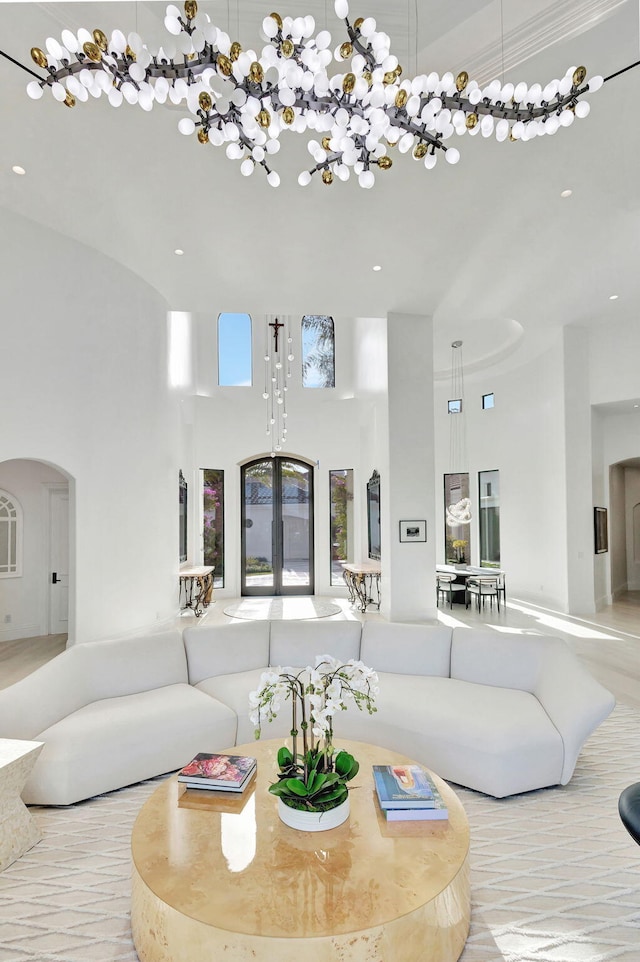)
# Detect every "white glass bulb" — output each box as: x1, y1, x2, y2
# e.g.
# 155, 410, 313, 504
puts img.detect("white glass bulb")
559, 76, 572, 97
514, 81, 527, 103
399, 132, 414, 153
588, 75, 603, 92
253, 145, 265, 162
359, 169, 375, 188
263, 16, 279, 39
241, 158, 254, 176
501, 82, 514, 102
129, 62, 146, 84
26, 81, 43, 100
108, 86, 124, 108
445, 147, 459, 165
45, 37, 64, 61
334, 0, 349, 19
495, 118, 509, 141
61, 29, 78, 54
480, 113, 494, 136
267, 170, 281, 187
575, 100, 590, 119
559, 109, 574, 127
164, 15, 182, 36
51, 82, 67, 102
424, 152, 437, 169
468, 88, 482, 105
121, 82, 139, 105
511, 120, 524, 139
282, 412, 288, 418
